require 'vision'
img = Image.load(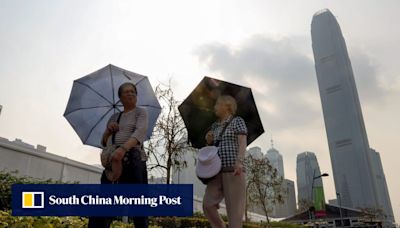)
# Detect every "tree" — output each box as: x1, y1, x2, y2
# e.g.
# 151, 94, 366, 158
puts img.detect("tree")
360, 207, 385, 223
297, 198, 313, 213
244, 153, 285, 223
145, 81, 193, 184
